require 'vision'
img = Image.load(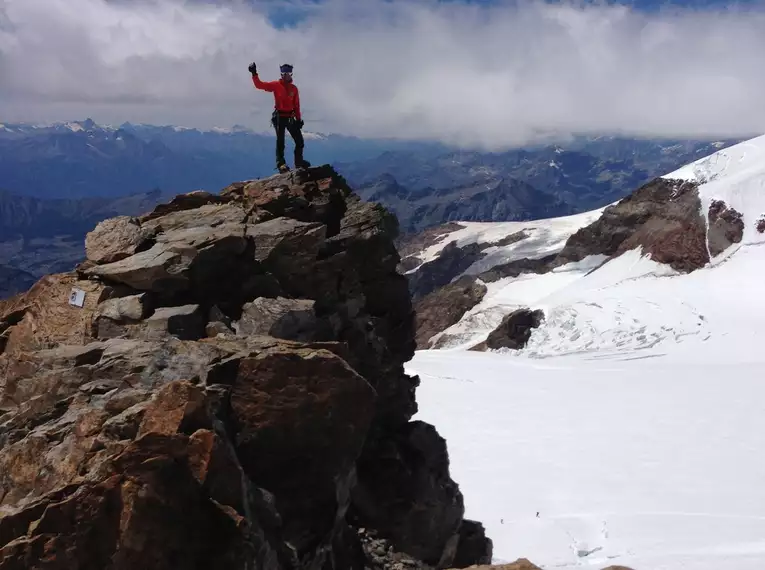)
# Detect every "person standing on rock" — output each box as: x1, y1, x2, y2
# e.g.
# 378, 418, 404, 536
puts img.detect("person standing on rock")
249, 62, 311, 173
